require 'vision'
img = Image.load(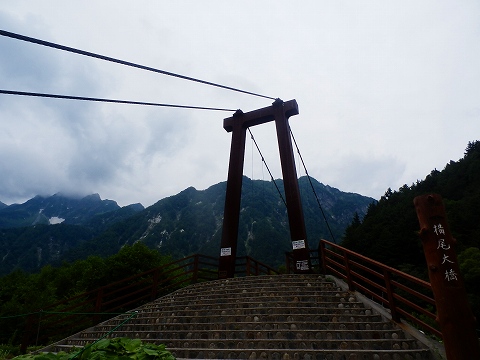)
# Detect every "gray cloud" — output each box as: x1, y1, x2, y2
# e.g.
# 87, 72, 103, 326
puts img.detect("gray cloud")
0, 1, 479, 207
